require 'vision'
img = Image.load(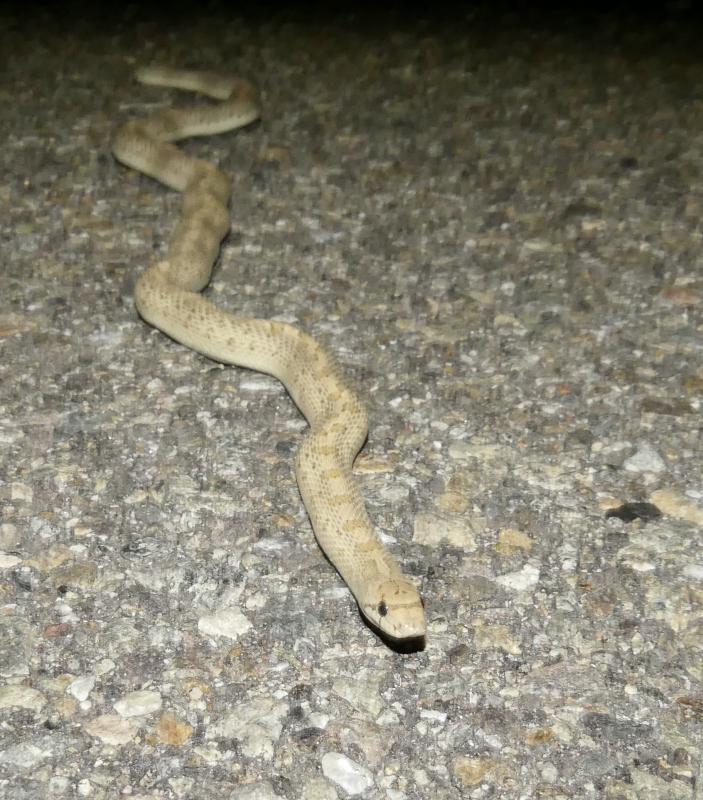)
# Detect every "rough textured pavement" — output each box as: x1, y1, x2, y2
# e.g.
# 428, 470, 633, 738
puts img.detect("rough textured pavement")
1, 3, 702, 798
